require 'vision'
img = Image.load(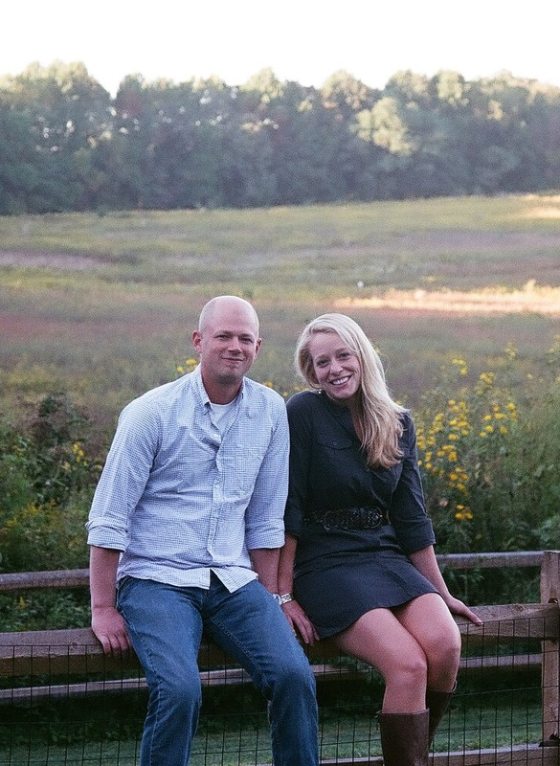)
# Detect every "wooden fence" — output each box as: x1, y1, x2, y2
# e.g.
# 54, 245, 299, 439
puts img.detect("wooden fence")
1, 550, 559, 765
